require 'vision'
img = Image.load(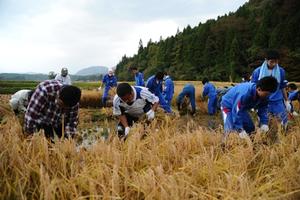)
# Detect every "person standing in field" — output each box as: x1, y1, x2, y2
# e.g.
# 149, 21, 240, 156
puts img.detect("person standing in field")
202, 77, 218, 115
55, 67, 72, 85
113, 83, 159, 138
221, 76, 278, 139
146, 71, 172, 113
177, 84, 196, 115
130, 66, 145, 86
162, 72, 174, 108
24, 80, 81, 139
286, 83, 300, 116
251, 50, 290, 129
9, 89, 34, 115
98, 69, 118, 107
